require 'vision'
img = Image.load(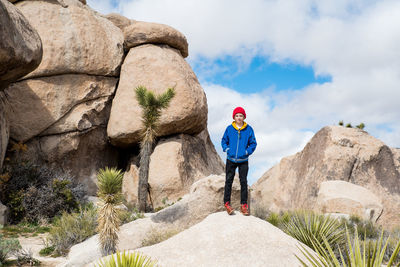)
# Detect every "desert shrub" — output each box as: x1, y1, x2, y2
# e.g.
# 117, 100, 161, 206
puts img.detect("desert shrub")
118, 208, 144, 225
356, 122, 365, 129
96, 251, 156, 267
266, 210, 291, 228
14, 248, 40, 266
141, 226, 181, 247
0, 225, 22, 264
39, 245, 55, 256
283, 210, 345, 255
298, 228, 400, 266
0, 161, 86, 224
47, 204, 97, 255
340, 214, 381, 240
